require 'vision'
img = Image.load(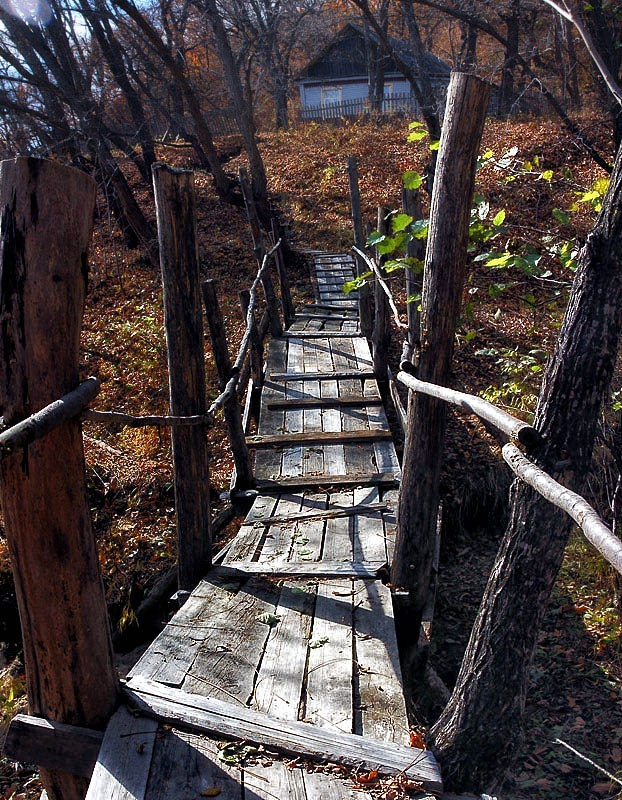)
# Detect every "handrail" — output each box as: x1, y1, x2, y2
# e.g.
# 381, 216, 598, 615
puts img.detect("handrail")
397, 367, 622, 576
397, 366, 540, 448
503, 443, 622, 575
